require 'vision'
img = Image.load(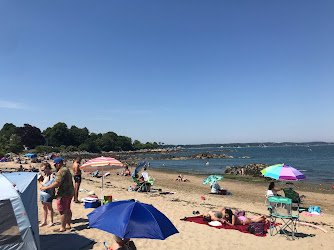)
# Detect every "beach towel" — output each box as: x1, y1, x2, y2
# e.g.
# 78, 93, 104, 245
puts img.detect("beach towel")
181, 215, 269, 237
301, 212, 324, 217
